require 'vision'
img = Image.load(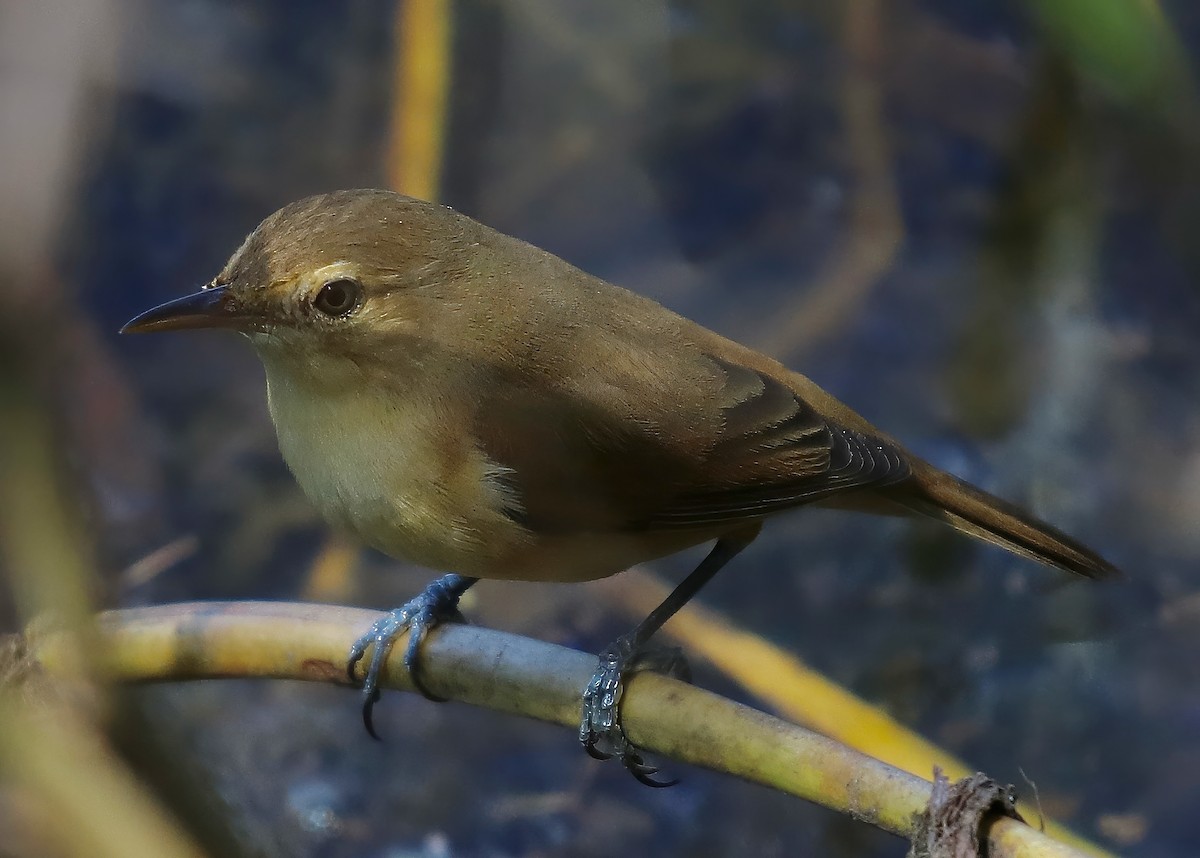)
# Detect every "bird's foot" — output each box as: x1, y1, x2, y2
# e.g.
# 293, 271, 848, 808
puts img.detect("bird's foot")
347, 573, 475, 739
579, 637, 690, 787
